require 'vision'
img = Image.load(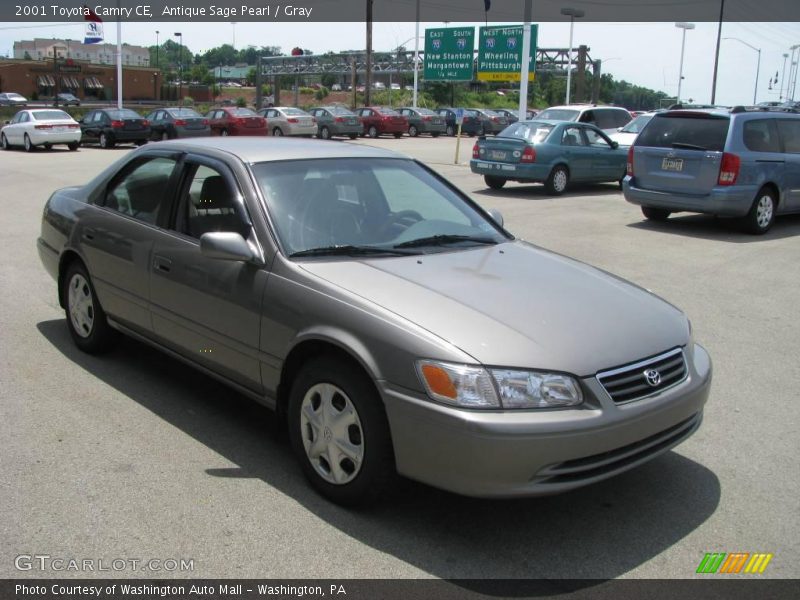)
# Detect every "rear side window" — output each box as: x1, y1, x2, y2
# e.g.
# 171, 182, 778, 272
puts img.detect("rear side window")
635, 115, 730, 152
777, 119, 800, 153
742, 120, 781, 153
